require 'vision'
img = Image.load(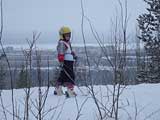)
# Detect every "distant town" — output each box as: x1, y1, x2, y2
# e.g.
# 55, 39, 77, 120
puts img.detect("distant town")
0, 45, 145, 89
